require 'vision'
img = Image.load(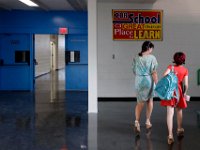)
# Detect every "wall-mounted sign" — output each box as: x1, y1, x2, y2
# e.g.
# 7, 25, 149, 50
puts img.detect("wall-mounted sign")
112, 10, 163, 41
